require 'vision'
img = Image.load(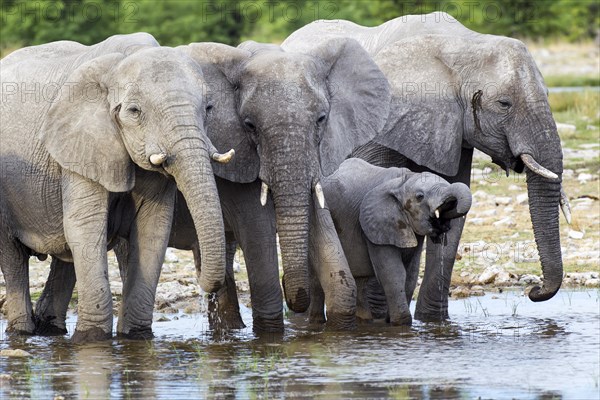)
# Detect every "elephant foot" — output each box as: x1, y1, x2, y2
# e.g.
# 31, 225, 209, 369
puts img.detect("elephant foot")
414, 307, 449, 322
118, 326, 154, 340
389, 313, 413, 326
252, 314, 284, 333
6, 316, 35, 335
356, 316, 374, 325
72, 327, 112, 343
208, 309, 246, 331
34, 315, 67, 336
325, 312, 357, 331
